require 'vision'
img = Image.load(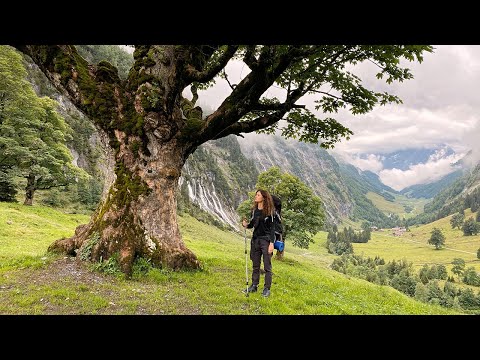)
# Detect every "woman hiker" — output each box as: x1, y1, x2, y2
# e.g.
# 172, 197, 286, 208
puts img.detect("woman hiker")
242, 189, 275, 297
